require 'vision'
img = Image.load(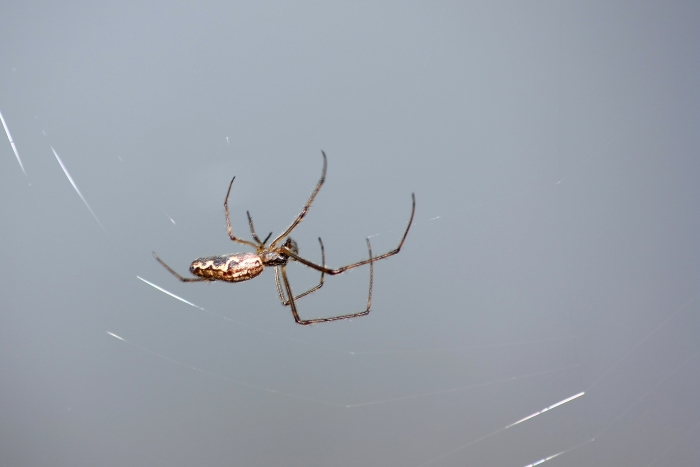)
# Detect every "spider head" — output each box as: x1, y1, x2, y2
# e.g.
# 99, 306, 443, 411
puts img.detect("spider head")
283, 237, 299, 256
261, 237, 299, 266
